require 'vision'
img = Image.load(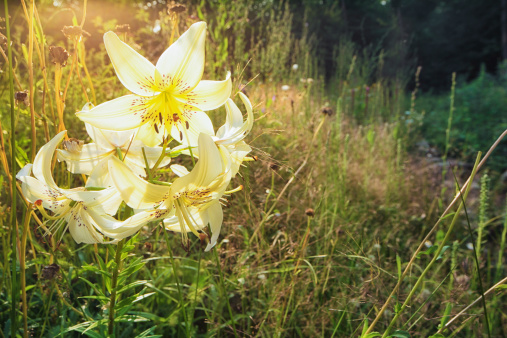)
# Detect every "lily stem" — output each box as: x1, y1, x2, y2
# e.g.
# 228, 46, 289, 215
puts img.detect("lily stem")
108, 238, 125, 337
162, 228, 191, 338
